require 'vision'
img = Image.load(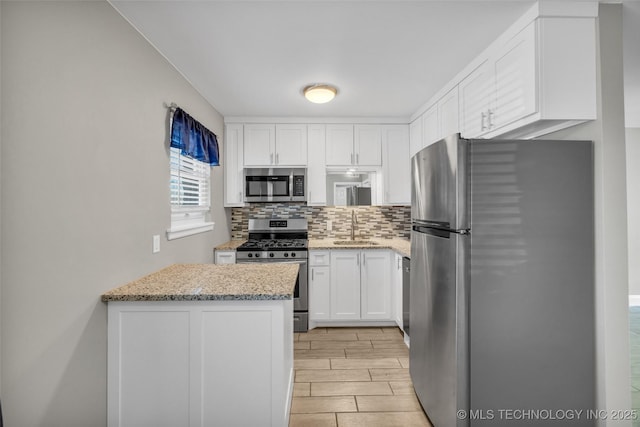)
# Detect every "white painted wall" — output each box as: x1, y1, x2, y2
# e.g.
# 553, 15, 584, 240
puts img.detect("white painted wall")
542, 5, 630, 425
627, 128, 640, 296
1, 2, 229, 425
623, 2, 640, 128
